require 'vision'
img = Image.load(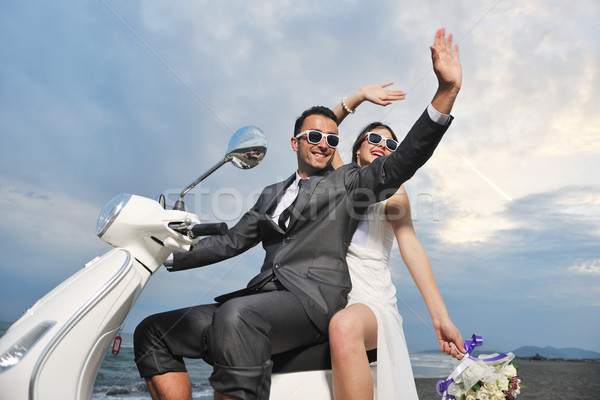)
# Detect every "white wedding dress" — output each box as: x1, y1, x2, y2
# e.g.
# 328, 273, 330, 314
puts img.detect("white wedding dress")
346, 200, 419, 399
